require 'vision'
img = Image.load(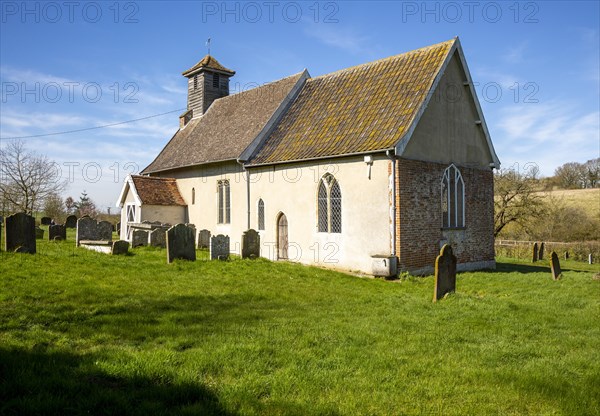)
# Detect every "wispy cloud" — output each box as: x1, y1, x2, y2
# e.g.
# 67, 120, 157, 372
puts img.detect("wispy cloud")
502, 42, 529, 64
494, 102, 599, 174
303, 22, 371, 55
